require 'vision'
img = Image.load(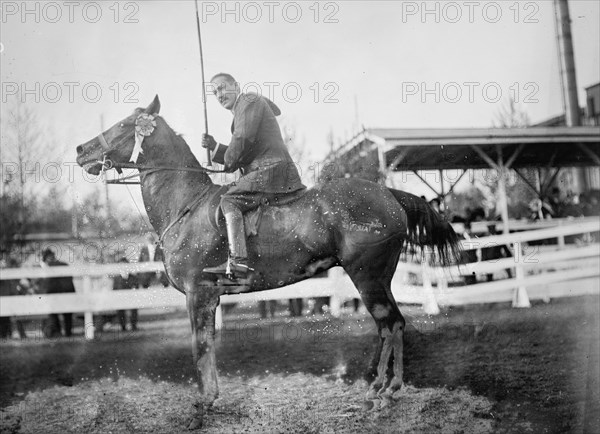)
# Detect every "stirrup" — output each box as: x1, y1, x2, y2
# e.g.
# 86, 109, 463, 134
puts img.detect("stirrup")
225, 257, 254, 279
203, 257, 254, 279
